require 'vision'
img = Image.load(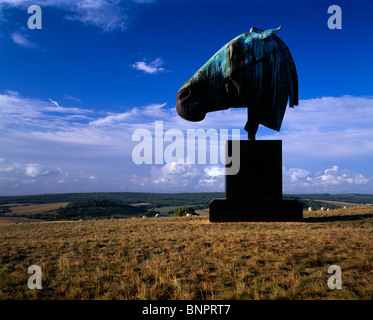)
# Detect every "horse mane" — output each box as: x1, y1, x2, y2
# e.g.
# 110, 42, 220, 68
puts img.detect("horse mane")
253, 35, 298, 132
